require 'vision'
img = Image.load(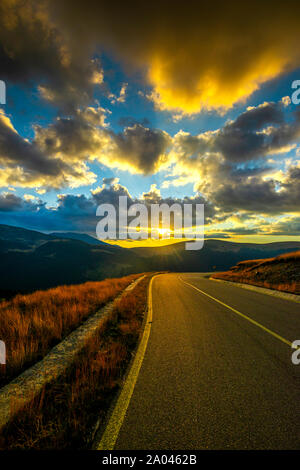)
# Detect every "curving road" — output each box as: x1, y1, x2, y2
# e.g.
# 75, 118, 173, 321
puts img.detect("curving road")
113, 273, 300, 450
